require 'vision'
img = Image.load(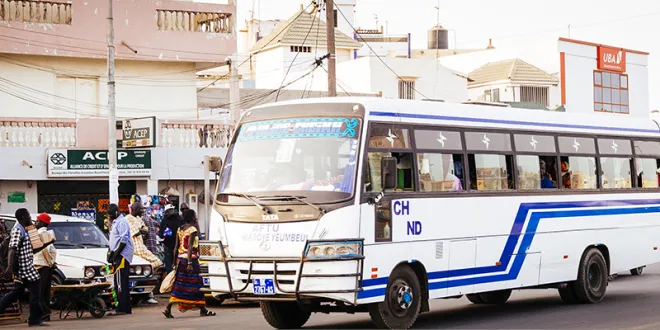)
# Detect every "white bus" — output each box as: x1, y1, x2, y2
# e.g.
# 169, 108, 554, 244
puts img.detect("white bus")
201, 98, 660, 329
